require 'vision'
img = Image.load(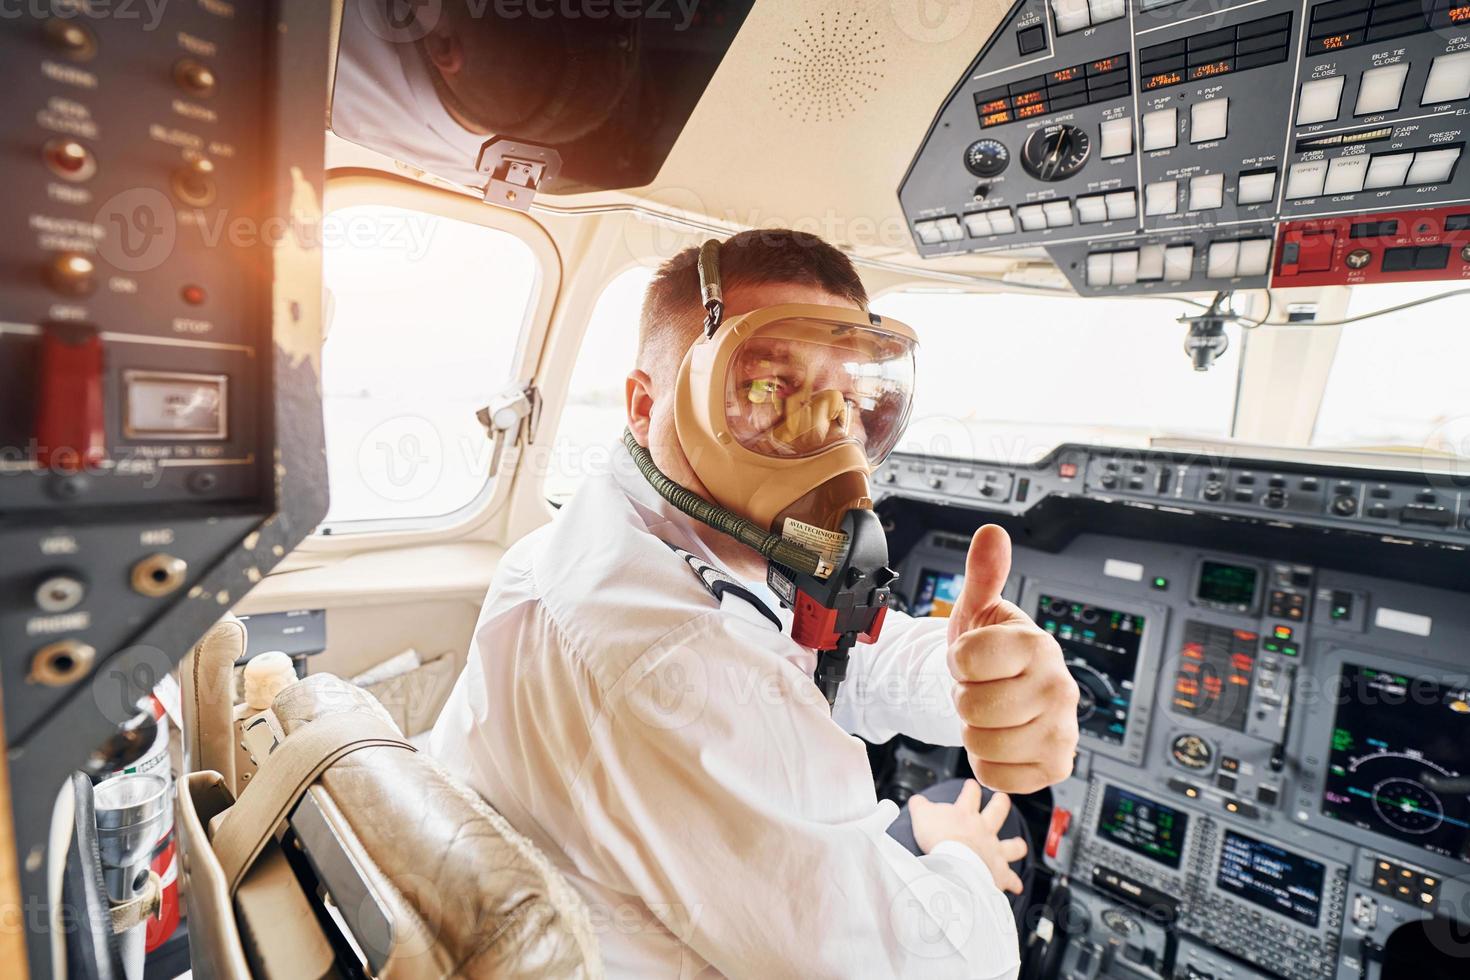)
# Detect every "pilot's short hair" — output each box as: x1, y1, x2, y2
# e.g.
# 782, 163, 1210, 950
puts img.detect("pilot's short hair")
637, 229, 869, 388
